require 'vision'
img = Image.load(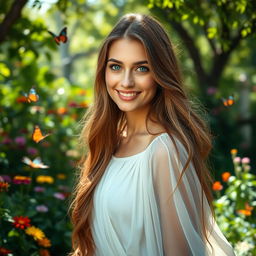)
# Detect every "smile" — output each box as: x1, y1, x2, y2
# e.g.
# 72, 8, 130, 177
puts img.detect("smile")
116, 90, 141, 101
